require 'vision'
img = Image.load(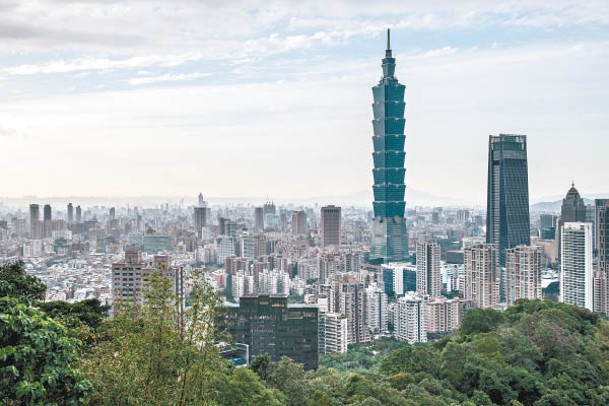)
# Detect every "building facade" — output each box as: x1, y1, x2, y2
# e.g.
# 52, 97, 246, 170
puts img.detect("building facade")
416, 241, 442, 298
394, 293, 427, 344
318, 312, 348, 355
226, 294, 319, 370
560, 222, 593, 311
464, 244, 499, 309
321, 205, 341, 248
504, 245, 542, 306
369, 29, 408, 263
486, 134, 531, 265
